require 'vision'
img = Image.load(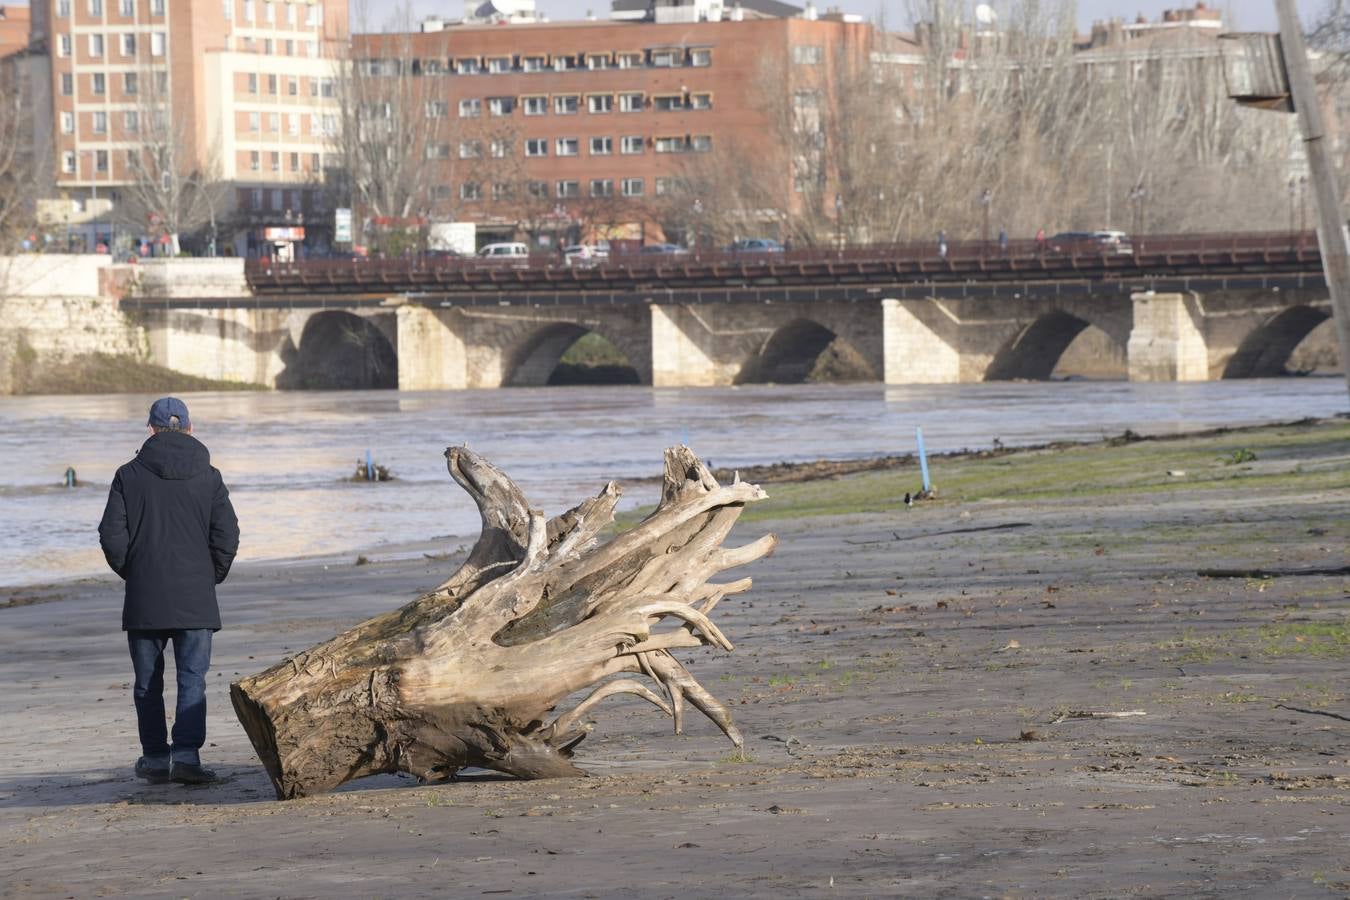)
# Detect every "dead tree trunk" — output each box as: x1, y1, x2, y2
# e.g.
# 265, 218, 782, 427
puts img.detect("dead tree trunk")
230, 446, 775, 799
